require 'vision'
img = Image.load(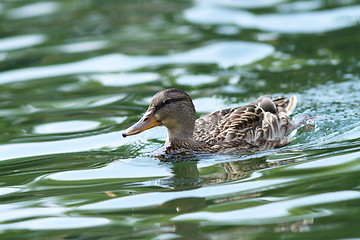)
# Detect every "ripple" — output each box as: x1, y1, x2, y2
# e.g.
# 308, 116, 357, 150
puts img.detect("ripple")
78, 178, 287, 210
0, 94, 125, 117
0, 41, 274, 84
0, 207, 65, 223
277, 1, 322, 12
290, 150, 360, 169
0, 187, 20, 196
195, 0, 286, 9
184, 5, 360, 33
0, 217, 110, 230
93, 72, 160, 86
6, 2, 59, 19
33, 94, 125, 110
173, 191, 360, 223
176, 74, 218, 86
0, 131, 125, 161
34, 120, 100, 134
56, 40, 107, 53
0, 35, 45, 51
48, 159, 171, 181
